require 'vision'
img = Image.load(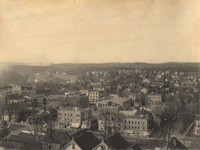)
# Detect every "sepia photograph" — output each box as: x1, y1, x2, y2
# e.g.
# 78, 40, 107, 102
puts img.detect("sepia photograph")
0, 0, 200, 149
